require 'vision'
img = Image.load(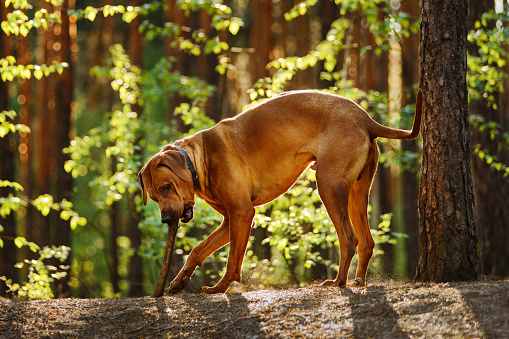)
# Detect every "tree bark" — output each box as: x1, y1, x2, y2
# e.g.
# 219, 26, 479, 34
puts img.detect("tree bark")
416, 0, 478, 282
